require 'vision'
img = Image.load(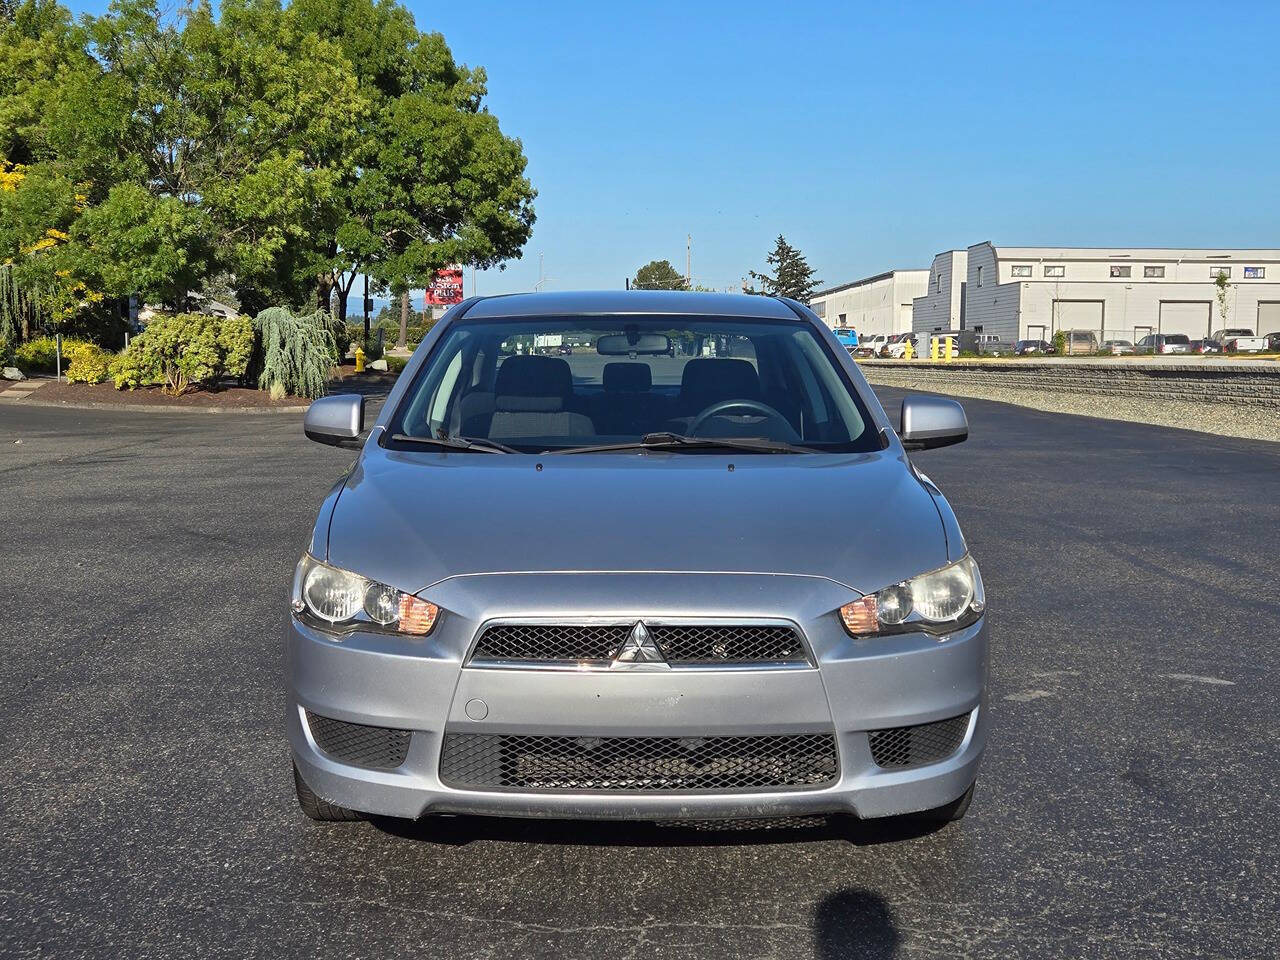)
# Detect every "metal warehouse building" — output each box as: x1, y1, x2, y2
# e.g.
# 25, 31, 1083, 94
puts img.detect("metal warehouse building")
915, 243, 1280, 344
809, 269, 929, 337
